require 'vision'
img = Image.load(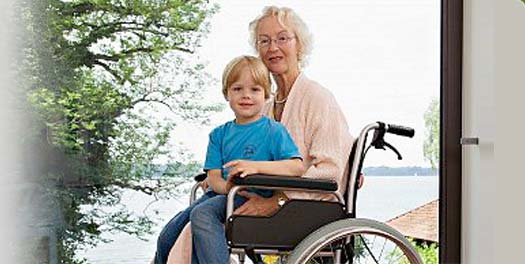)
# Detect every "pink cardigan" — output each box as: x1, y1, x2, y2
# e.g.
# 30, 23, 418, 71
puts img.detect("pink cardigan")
162, 73, 354, 263
264, 73, 354, 200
